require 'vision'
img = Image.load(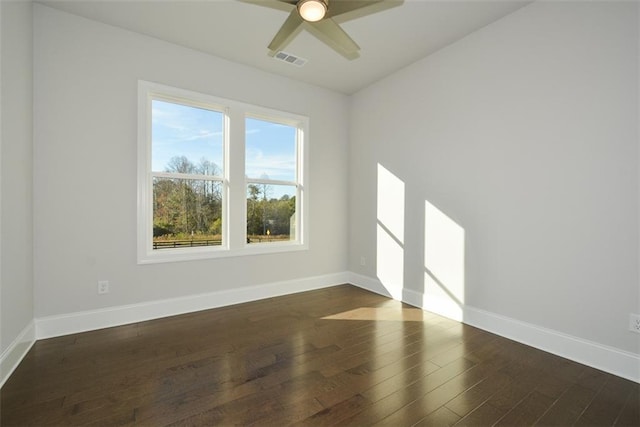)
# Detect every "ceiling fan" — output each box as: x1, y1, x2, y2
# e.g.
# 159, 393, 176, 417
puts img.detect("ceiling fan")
245, 0, 404, 60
